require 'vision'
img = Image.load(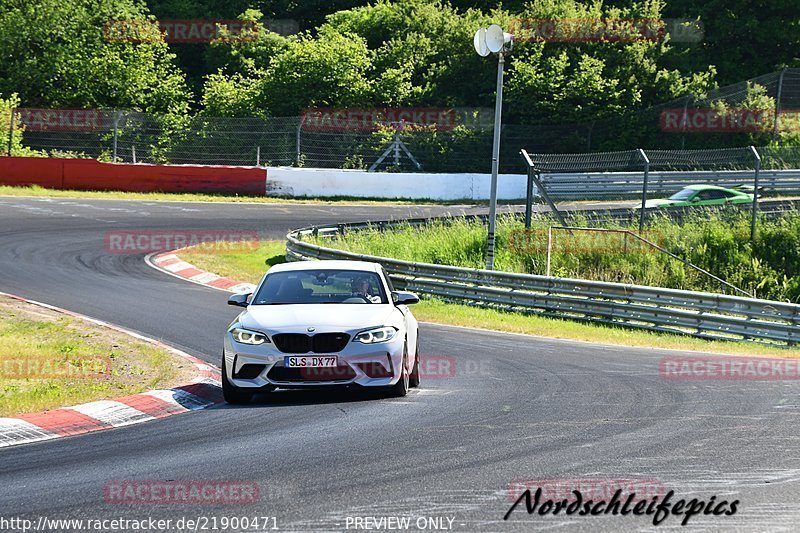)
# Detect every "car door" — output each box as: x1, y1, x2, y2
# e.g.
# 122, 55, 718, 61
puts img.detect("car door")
695, 189, 726, 205
382, 267, 417, 365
